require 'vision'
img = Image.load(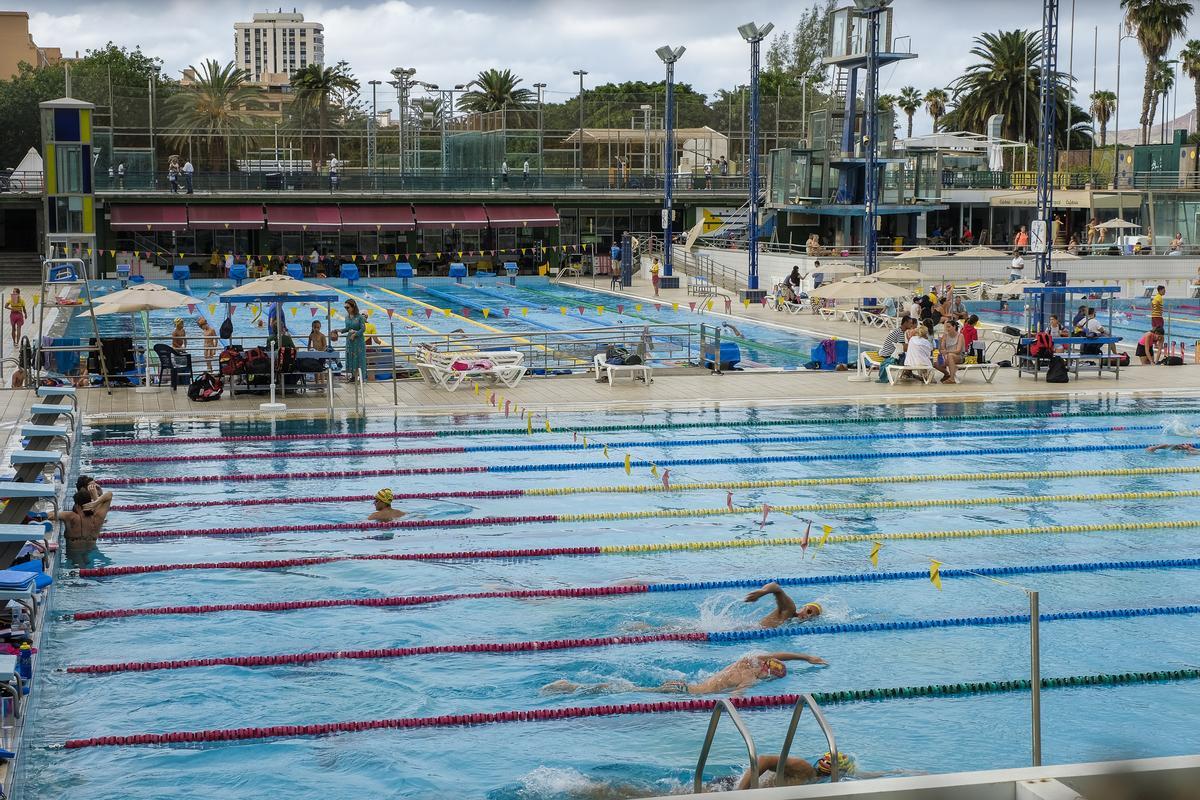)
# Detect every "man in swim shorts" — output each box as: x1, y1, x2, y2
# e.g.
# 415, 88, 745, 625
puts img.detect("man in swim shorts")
1147, 443, 1200, 454
744, 581, 822, 628
368, 488, 406, 521
542, 651, 827, 697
